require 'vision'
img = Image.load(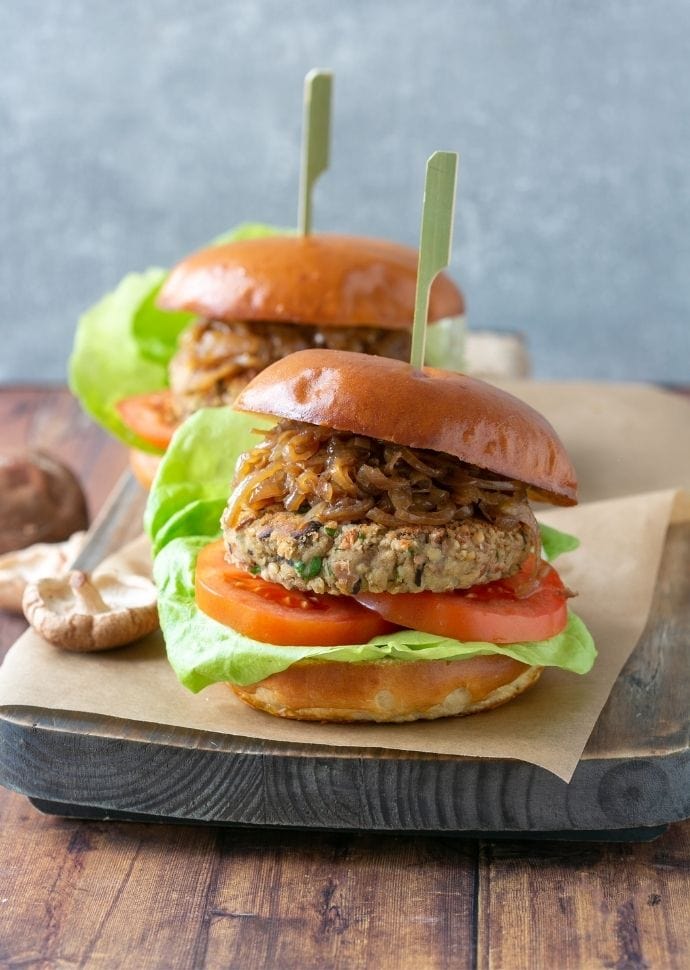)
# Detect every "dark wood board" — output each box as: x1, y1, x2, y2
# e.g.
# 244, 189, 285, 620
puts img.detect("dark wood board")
1, 475, 688, 837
